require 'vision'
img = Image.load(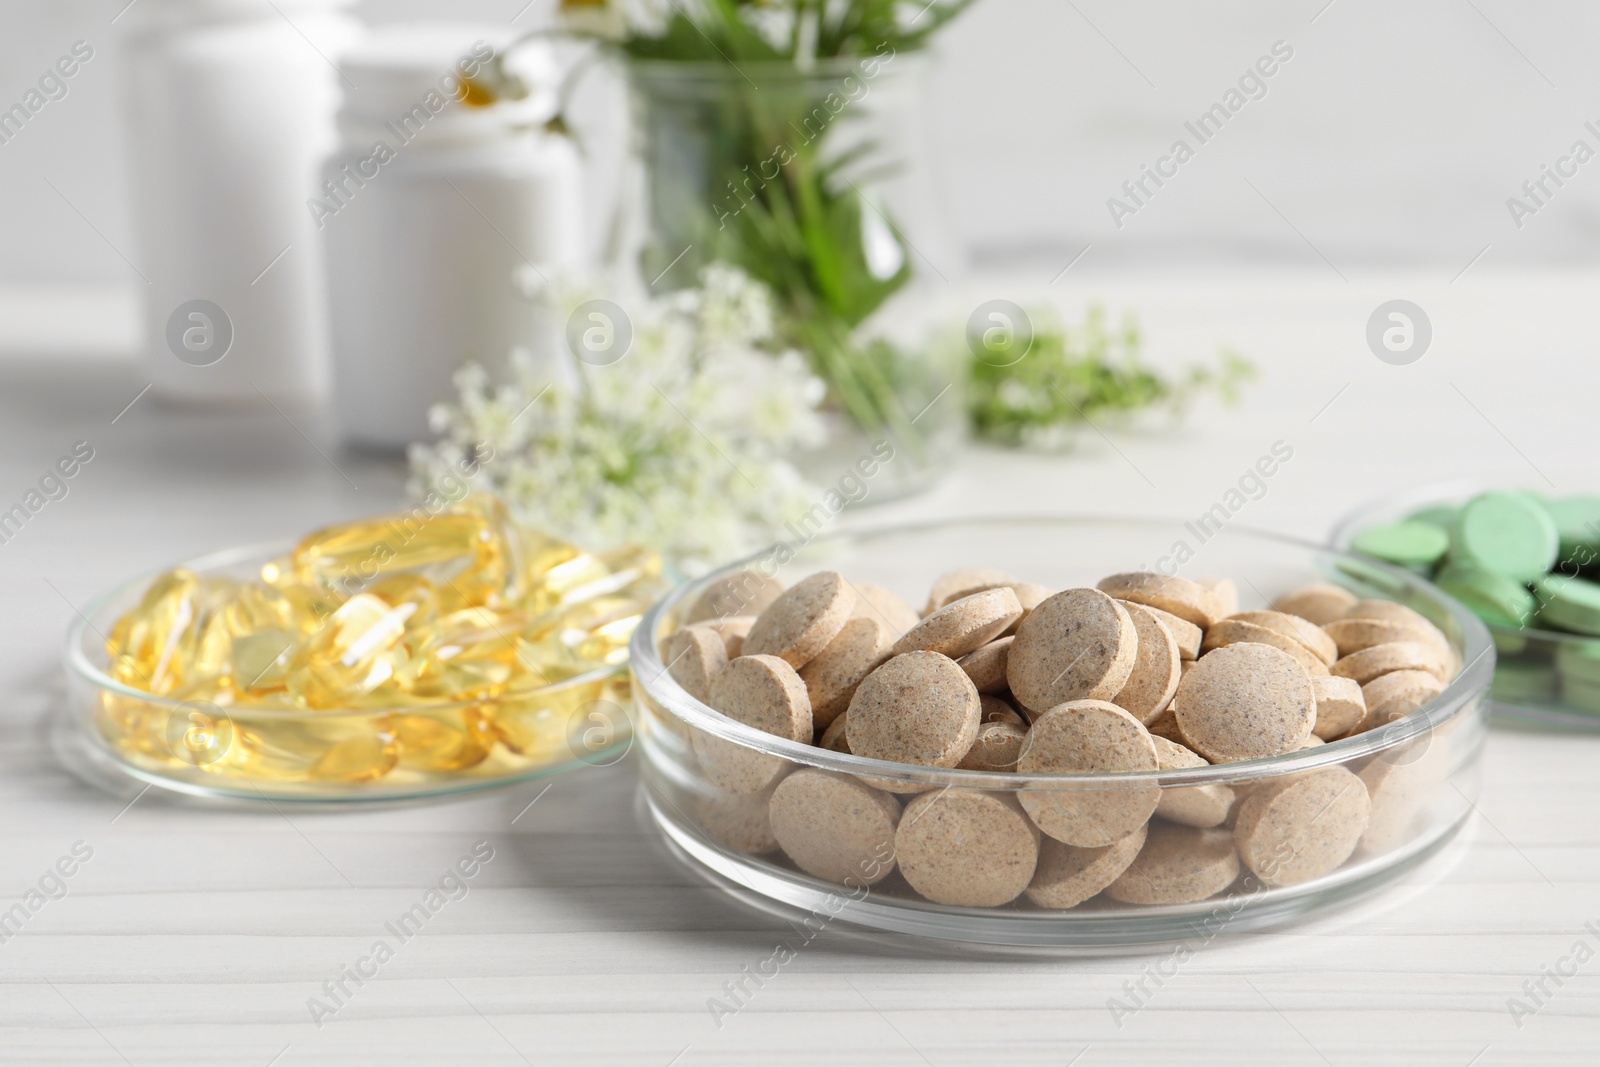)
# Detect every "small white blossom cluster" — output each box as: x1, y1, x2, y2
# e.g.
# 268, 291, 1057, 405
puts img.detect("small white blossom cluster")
409, 265, 827, 573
